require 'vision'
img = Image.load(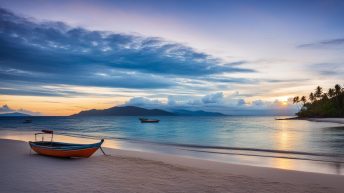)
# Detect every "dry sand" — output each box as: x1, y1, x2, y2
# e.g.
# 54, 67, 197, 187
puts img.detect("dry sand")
1, 139, 343, 193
